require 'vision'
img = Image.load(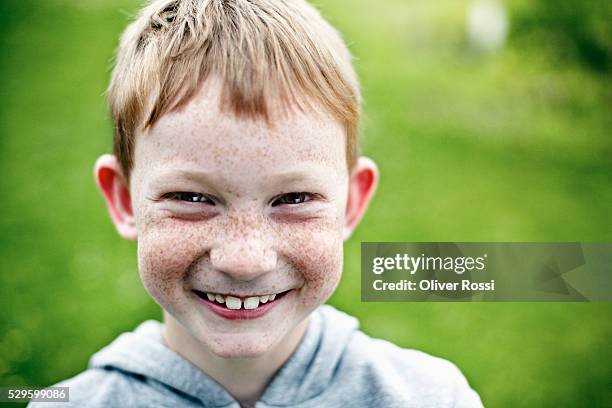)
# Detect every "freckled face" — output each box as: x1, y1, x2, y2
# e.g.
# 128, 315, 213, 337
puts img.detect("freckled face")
129, 81, 349, 358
